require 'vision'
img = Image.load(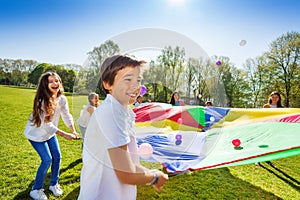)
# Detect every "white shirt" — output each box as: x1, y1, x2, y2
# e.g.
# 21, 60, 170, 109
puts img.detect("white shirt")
24, 95, 74, 142
77, 105, 95, 127
78, 94, 138, 200
134, 102, 141, 107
